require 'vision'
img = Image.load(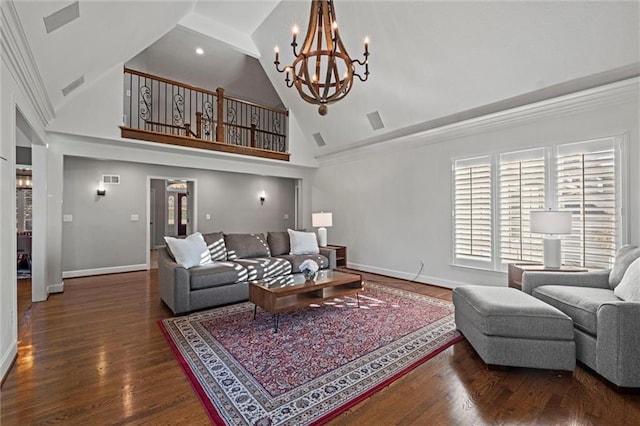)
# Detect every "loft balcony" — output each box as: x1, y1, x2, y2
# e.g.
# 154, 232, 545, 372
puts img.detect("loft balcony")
120, 68, 289, 161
